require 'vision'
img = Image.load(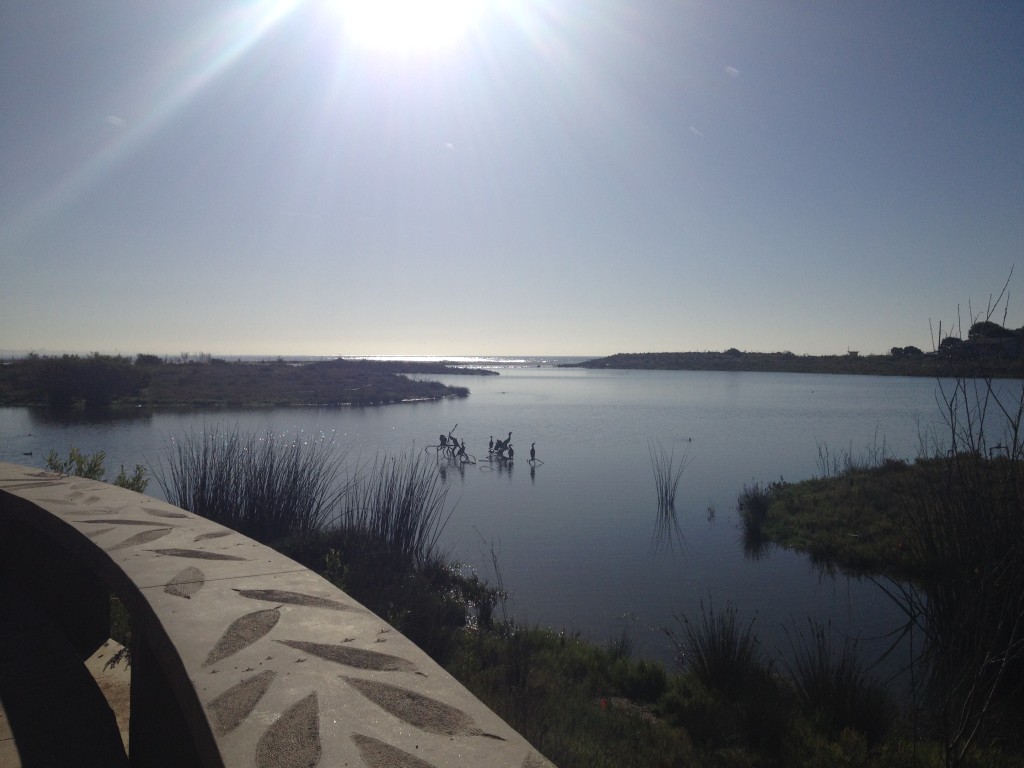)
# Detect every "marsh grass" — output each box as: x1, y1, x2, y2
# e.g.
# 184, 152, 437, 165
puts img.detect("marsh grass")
449, 622, 689, 768
664, 601, 768, 699
736, 480, 784, 560
649, 441, 690, 551
155, 425, 347, 543
334, 450, 452, 568
649, 441, 690, 512
785, 620, 891, 744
